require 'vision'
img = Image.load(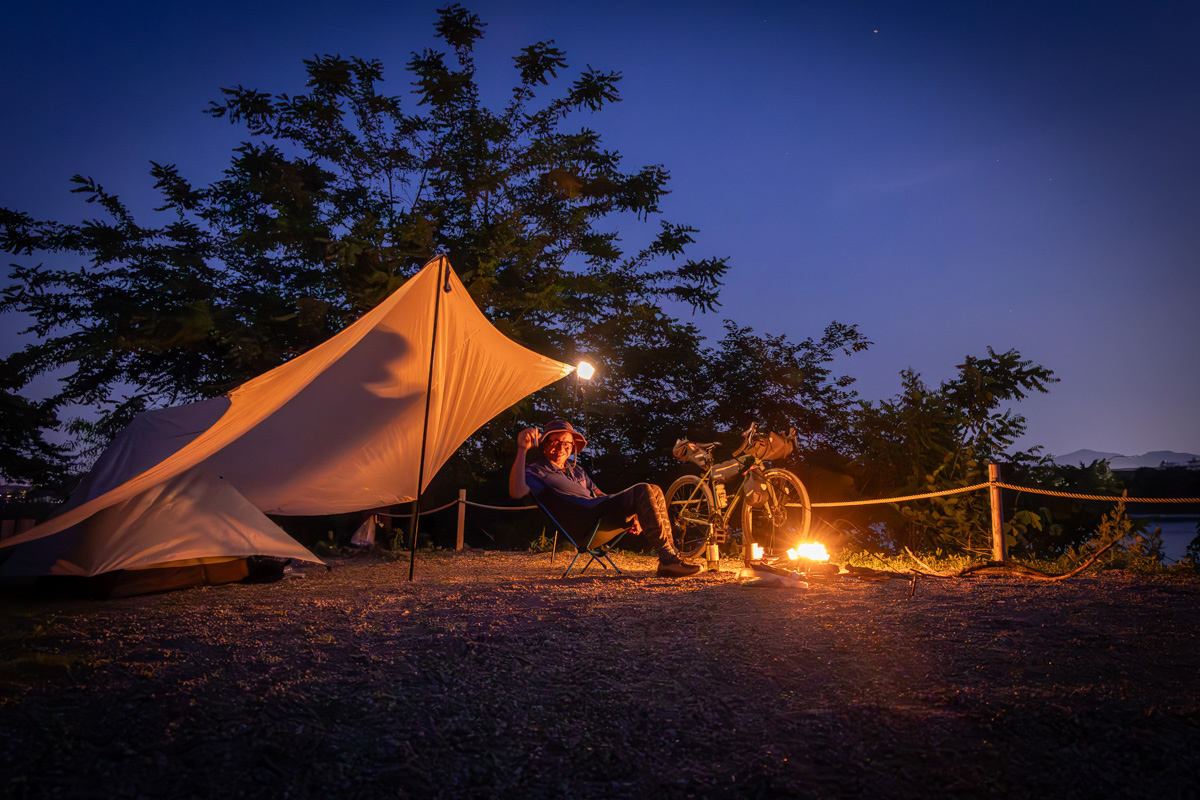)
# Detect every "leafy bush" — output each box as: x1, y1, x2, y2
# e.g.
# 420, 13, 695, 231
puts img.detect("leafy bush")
842, 349, 1057, 555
